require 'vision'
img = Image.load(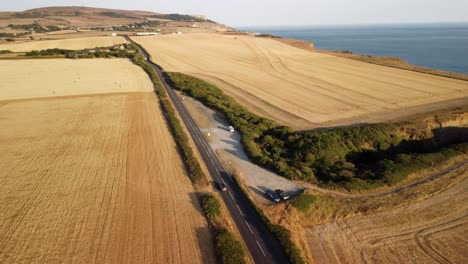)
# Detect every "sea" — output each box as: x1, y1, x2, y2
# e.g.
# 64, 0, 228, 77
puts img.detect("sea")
240, 23, 468, 74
